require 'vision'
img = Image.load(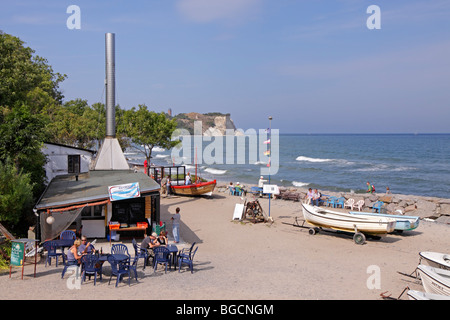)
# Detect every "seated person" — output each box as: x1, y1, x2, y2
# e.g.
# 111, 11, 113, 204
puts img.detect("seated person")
140, 232, 160, 251
185, 173, 192, 185
311, 189, 320, 206
67, 239, 84, 265
157, 231, 168, 246
305, 188, 313, 204
78, 236, 95, 254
